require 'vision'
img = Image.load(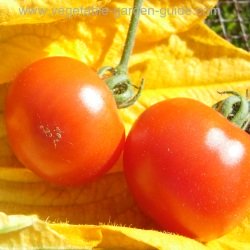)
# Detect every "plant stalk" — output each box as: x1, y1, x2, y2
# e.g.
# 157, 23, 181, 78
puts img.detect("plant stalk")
98, 0, 144, 109
117, 0, 144, 73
